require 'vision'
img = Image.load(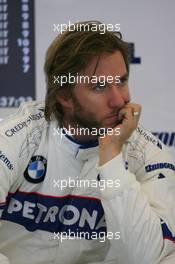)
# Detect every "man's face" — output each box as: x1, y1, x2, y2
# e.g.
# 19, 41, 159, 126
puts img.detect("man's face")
63, 51, 130, 130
